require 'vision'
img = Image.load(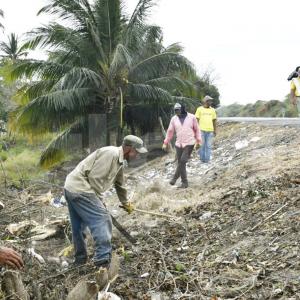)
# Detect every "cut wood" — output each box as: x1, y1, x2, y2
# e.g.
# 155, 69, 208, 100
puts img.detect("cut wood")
66, 280, 99, 300
2, 270, 29, 300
